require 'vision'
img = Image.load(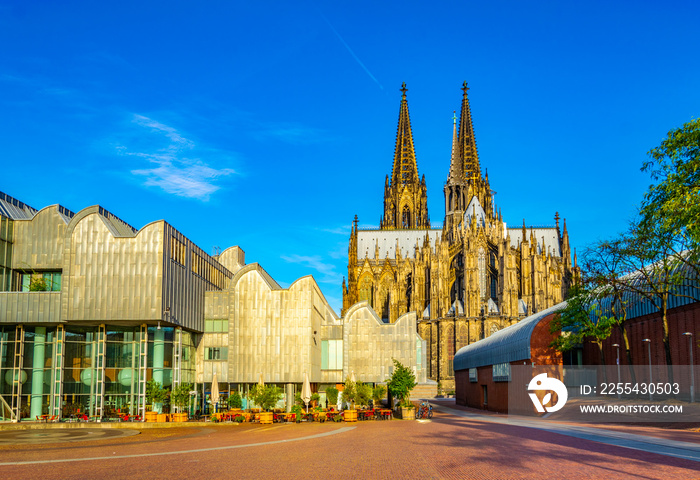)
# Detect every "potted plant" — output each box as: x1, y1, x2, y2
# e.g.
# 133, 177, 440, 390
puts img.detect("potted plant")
170, 382, 192, 422
228, 391, 243, 410
387, 359, 416, 420
372, 385, 387, 409
145, 379, 169, 422
249, 384, 282, 424
325, 386, 339, 410
291, 404, 303, 423
310, 392, 320, 407
342, 377, 358, 422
